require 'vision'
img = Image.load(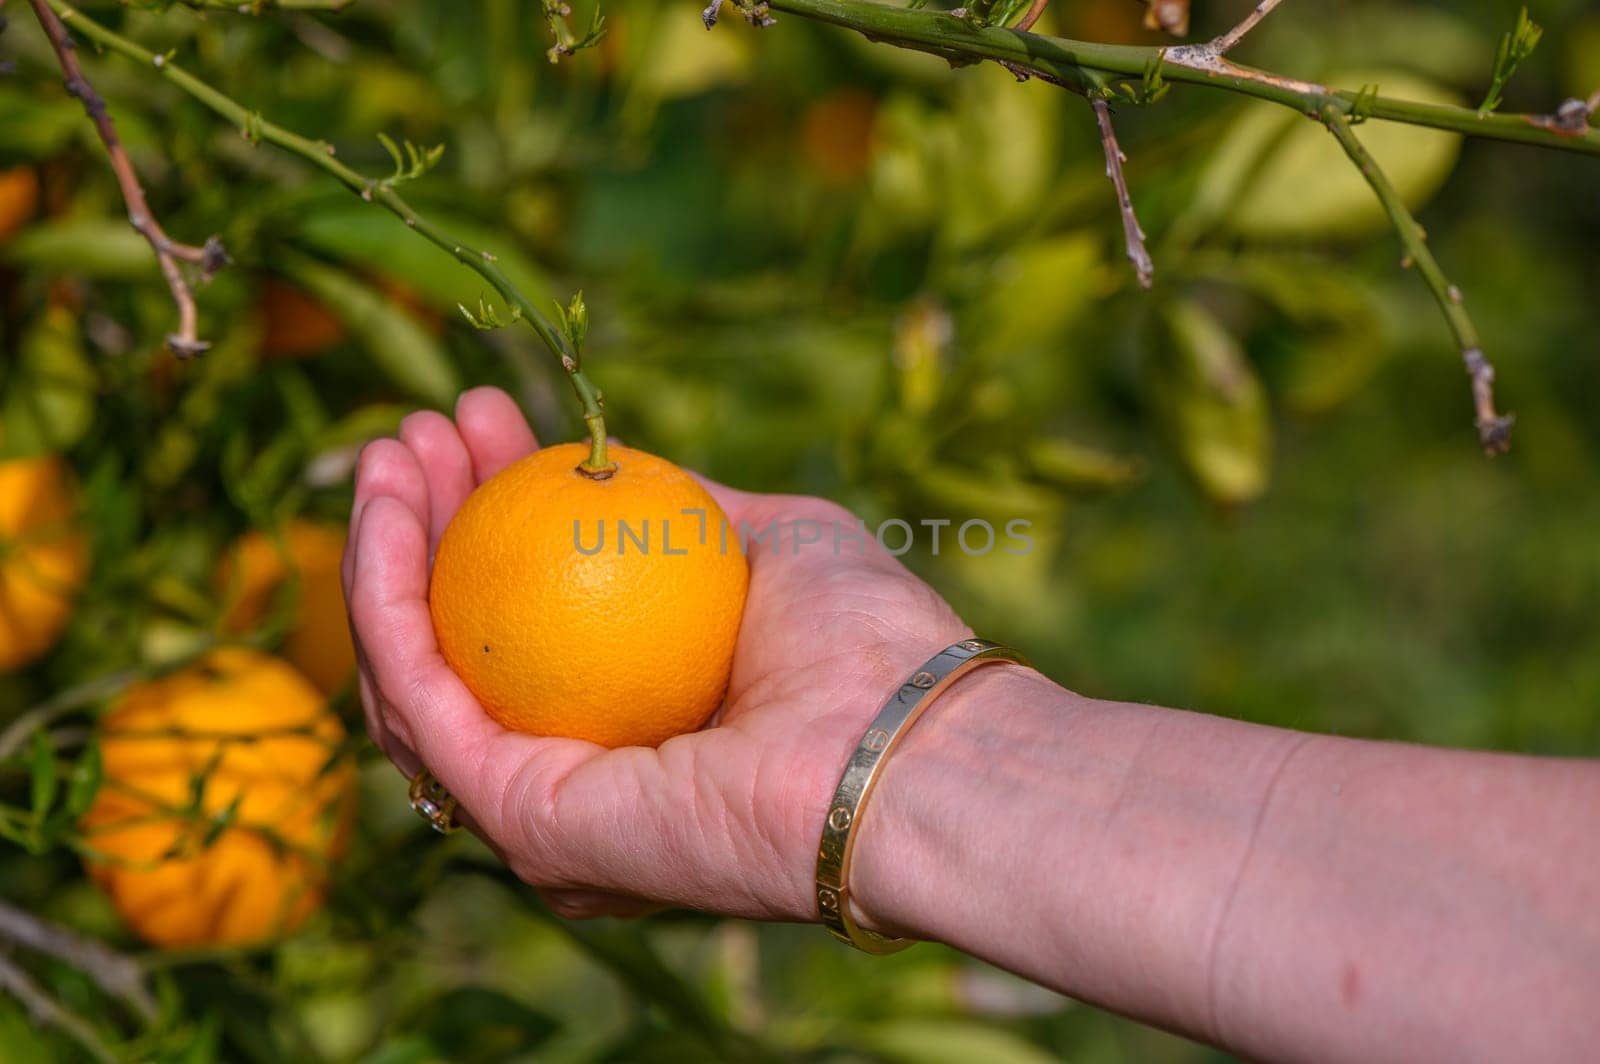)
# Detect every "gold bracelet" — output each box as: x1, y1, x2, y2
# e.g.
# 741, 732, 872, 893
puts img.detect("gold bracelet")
815, 638, 1031, 953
